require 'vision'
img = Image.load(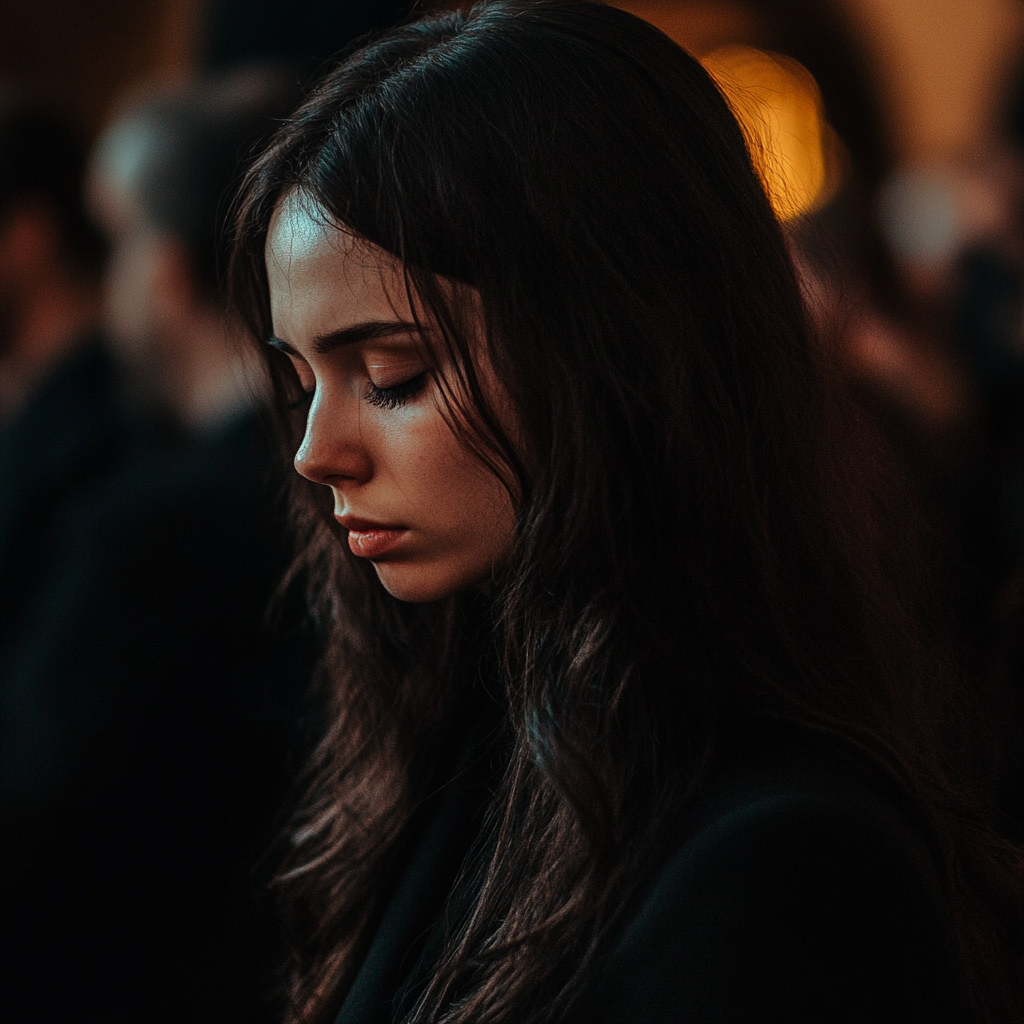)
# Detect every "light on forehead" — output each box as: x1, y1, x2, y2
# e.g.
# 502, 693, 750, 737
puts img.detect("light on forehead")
273, 189, 334, 245
269, 189, 396, 271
